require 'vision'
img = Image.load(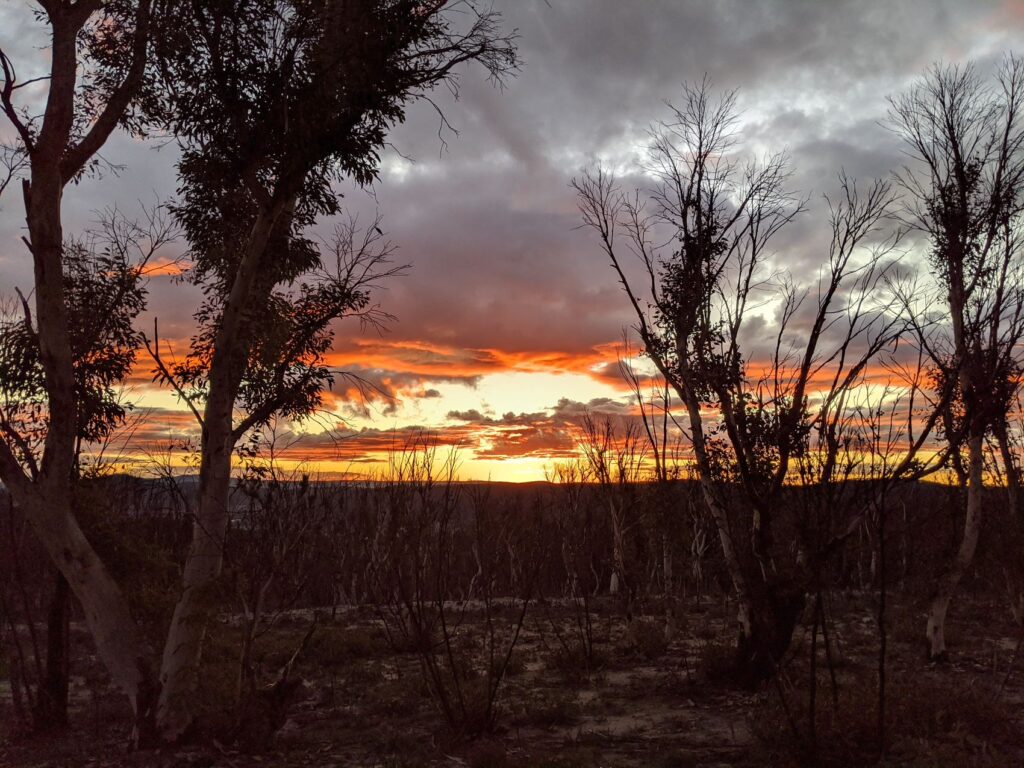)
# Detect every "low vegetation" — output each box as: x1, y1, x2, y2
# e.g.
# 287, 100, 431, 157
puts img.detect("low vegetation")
3, 468, 1024, 766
